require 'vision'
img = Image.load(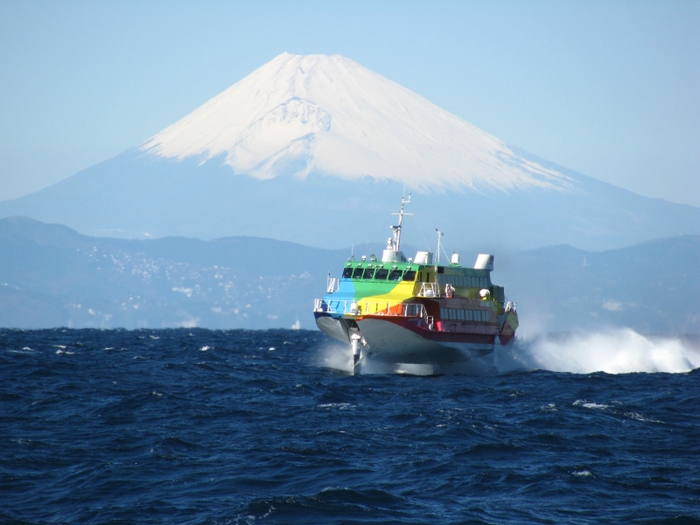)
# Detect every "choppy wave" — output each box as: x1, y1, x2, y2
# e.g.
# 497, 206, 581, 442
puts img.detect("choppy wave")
2, 328, 699, 524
